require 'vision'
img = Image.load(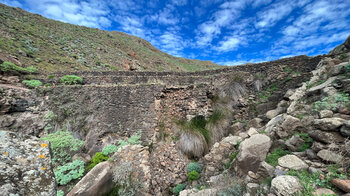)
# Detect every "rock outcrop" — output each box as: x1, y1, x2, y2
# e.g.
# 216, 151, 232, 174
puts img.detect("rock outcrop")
0, 131, 56, 195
